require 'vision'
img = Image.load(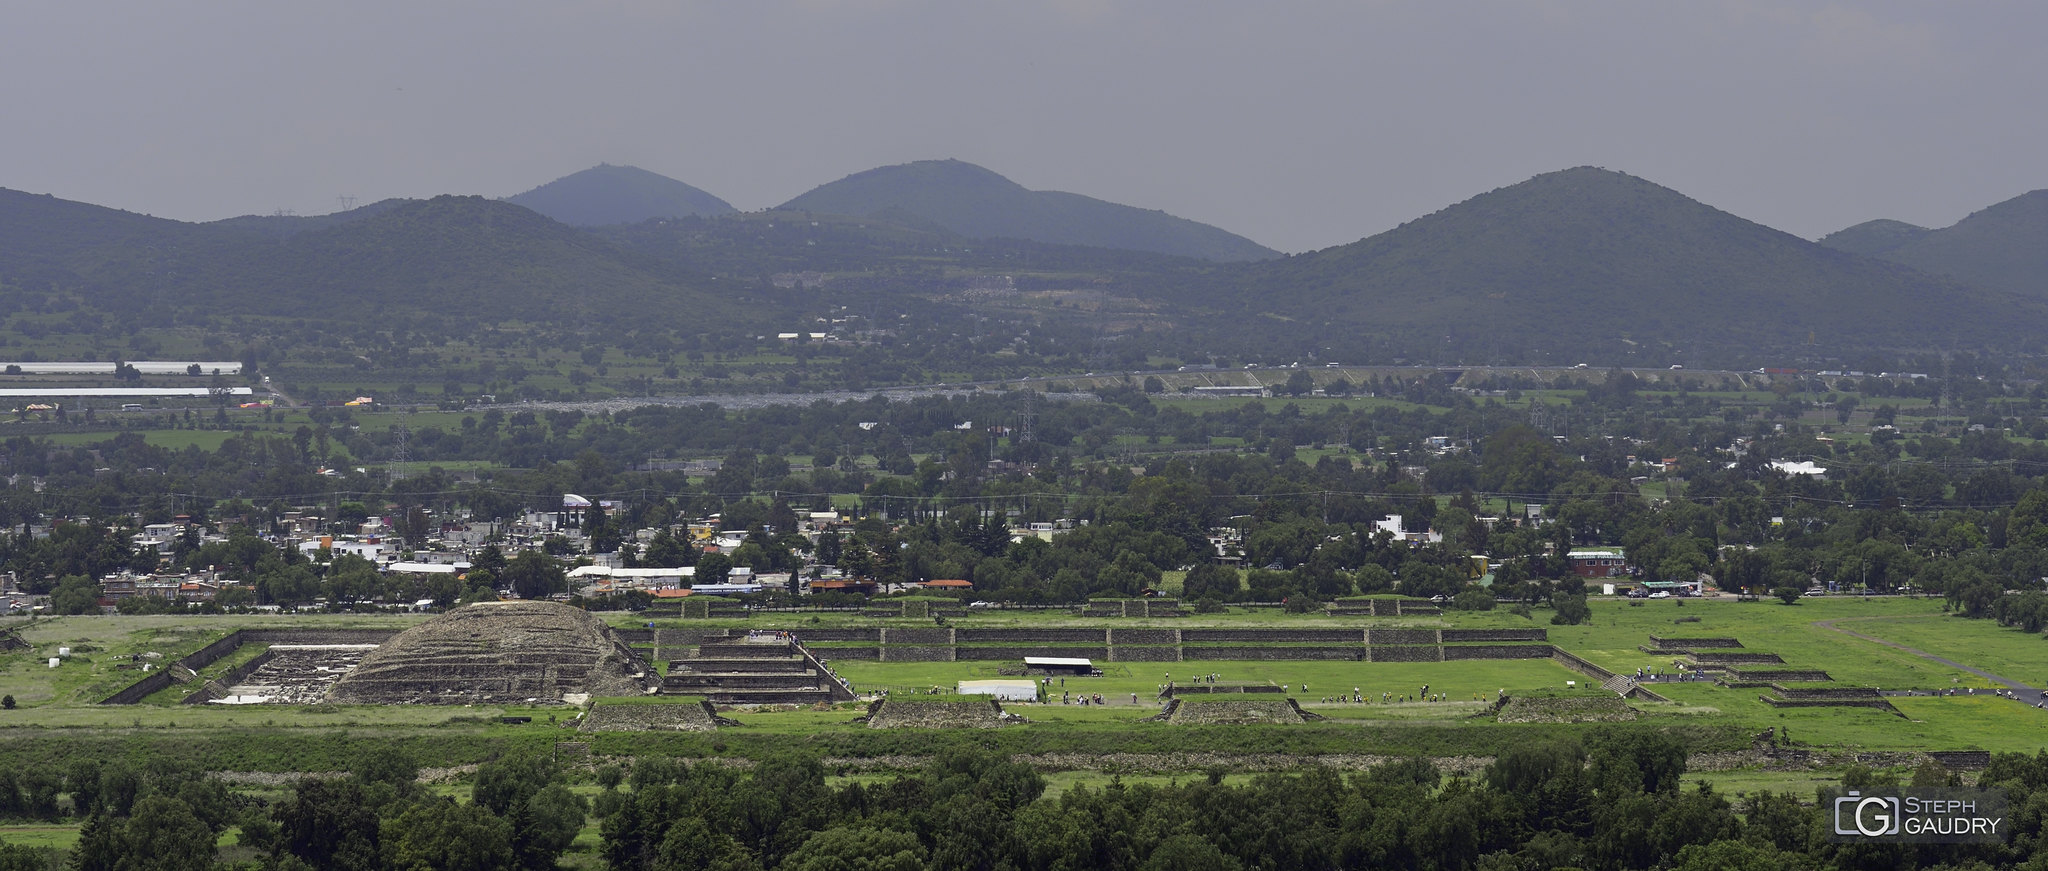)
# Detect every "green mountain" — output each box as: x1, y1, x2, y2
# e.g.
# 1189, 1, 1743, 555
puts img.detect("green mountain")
778, 159, 1278, 262
1192, 167, 2042, 356
1816, 219, 1931, 258
0, 190, 739, 332
506, 164, 736, 226
1825, 191, 2048, 299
